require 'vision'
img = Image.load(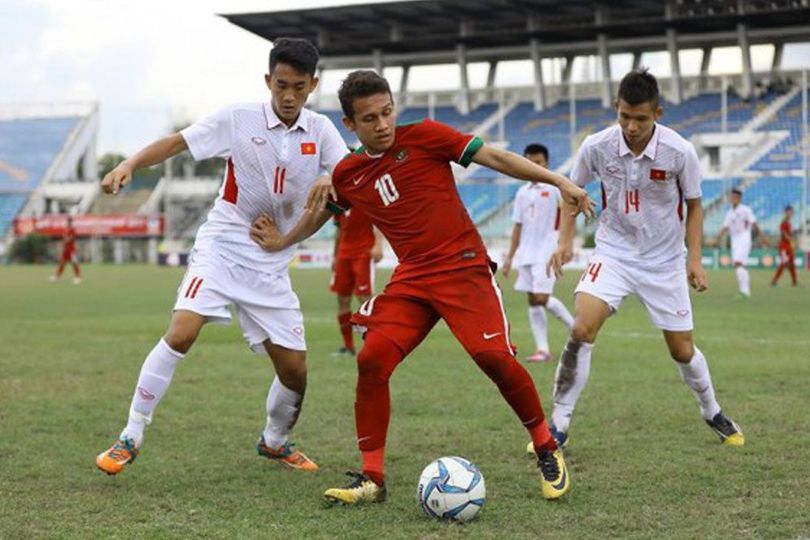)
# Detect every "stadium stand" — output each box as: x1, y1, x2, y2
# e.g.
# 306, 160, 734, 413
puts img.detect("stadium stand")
751, 92, 806, 172
0, 116, 82, 236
